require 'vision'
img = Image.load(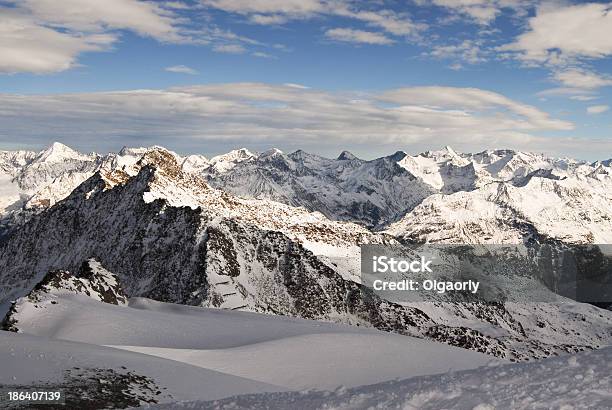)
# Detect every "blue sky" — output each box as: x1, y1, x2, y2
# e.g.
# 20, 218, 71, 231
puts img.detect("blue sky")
0, 0, 610, 160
